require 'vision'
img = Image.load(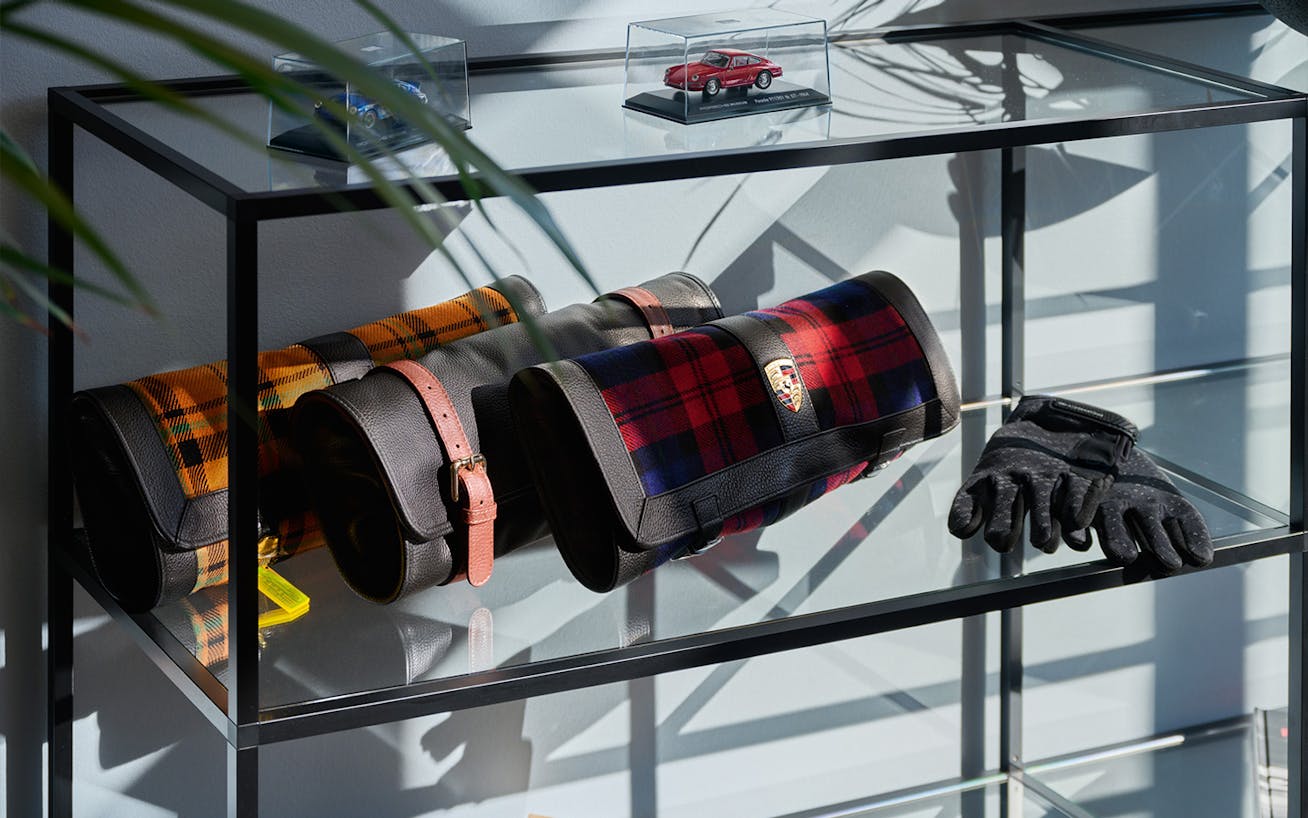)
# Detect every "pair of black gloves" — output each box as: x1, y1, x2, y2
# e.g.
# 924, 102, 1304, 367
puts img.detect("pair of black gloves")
949, 395, 1212, 572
